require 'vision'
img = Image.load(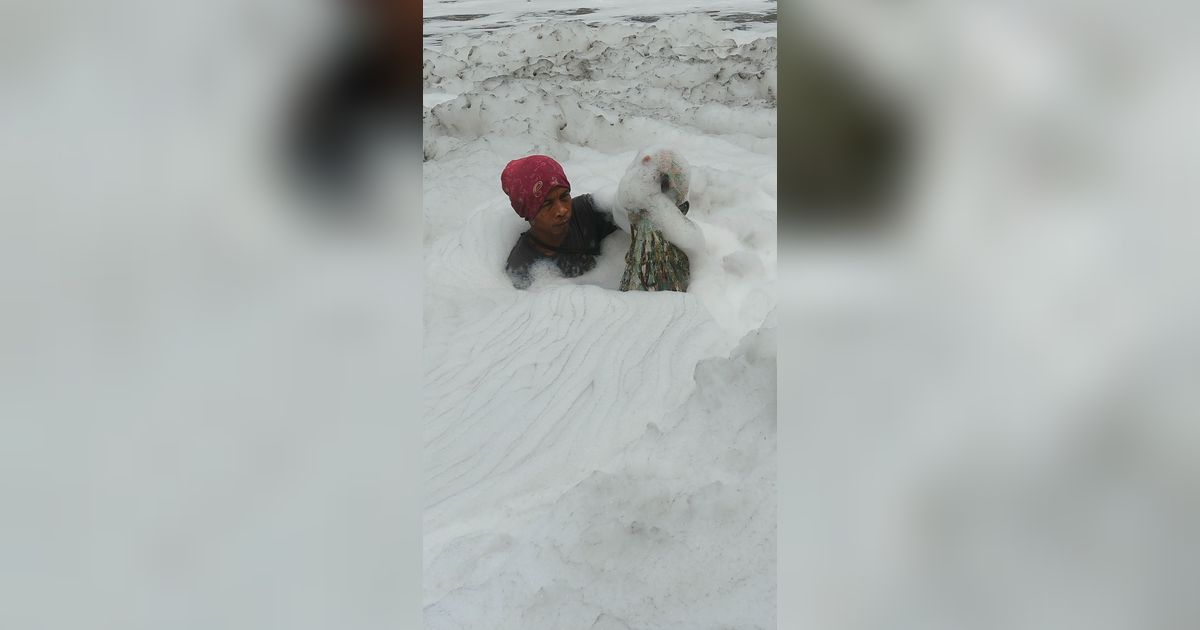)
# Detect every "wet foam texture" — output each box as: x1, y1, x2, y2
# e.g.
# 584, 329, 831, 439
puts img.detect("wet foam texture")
424, 11, 776, 629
